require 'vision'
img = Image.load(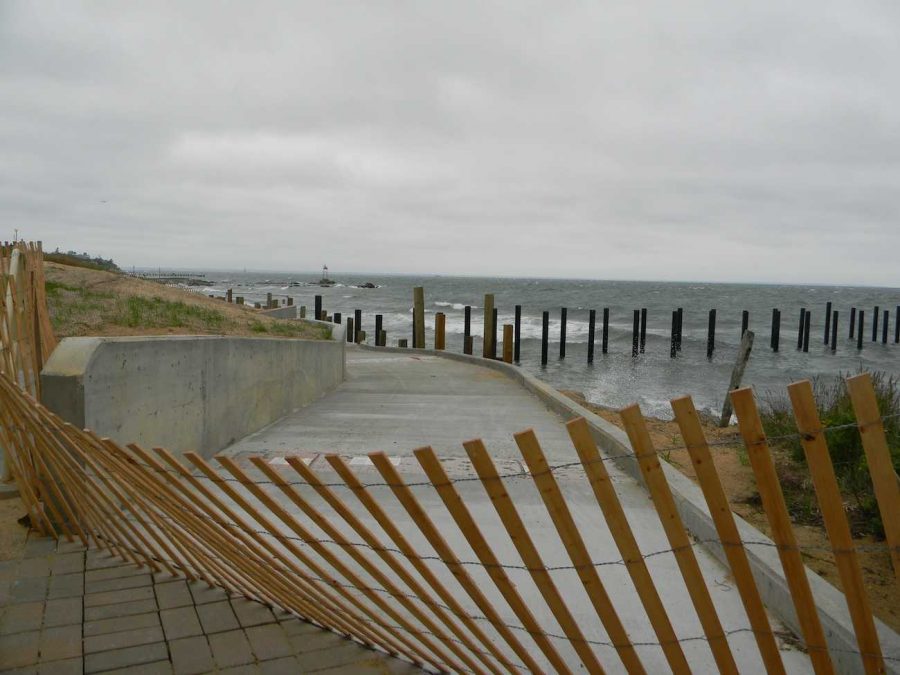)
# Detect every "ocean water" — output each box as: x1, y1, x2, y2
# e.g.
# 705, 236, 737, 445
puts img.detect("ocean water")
177, 271, 900, 420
